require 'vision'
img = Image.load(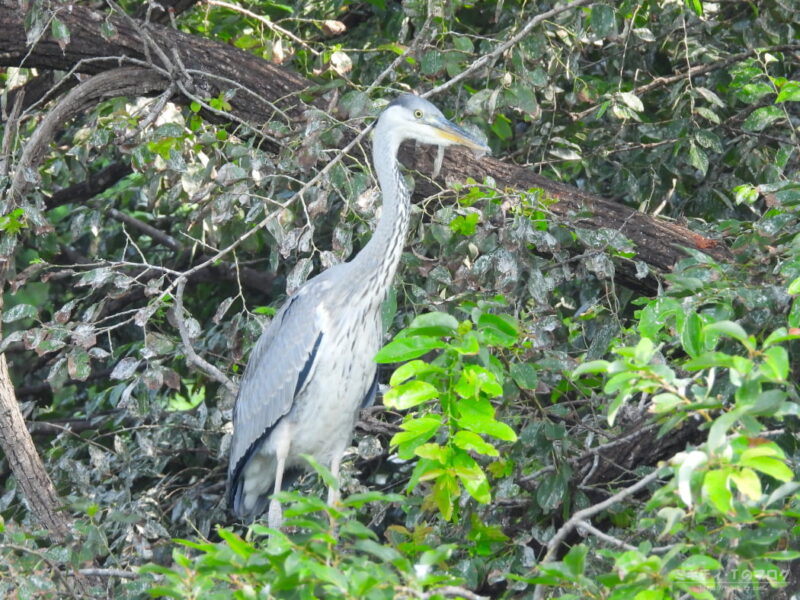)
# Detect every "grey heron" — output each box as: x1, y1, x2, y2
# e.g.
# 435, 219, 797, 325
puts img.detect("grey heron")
227, 94, 489, 527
